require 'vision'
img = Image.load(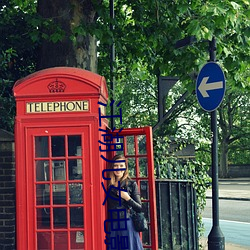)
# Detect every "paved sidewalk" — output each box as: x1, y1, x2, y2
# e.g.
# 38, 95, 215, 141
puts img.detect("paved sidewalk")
200, 238, 250, 250
206, 178, 250, 201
